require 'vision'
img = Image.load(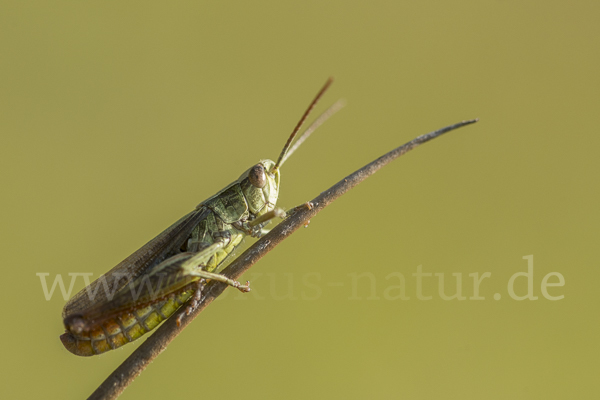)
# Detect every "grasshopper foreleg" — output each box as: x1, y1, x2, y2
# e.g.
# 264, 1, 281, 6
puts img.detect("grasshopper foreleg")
235, 207, 286, 237
286, 201, 314, 217
248, 208, 286, 227
189, 270, 251, 292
